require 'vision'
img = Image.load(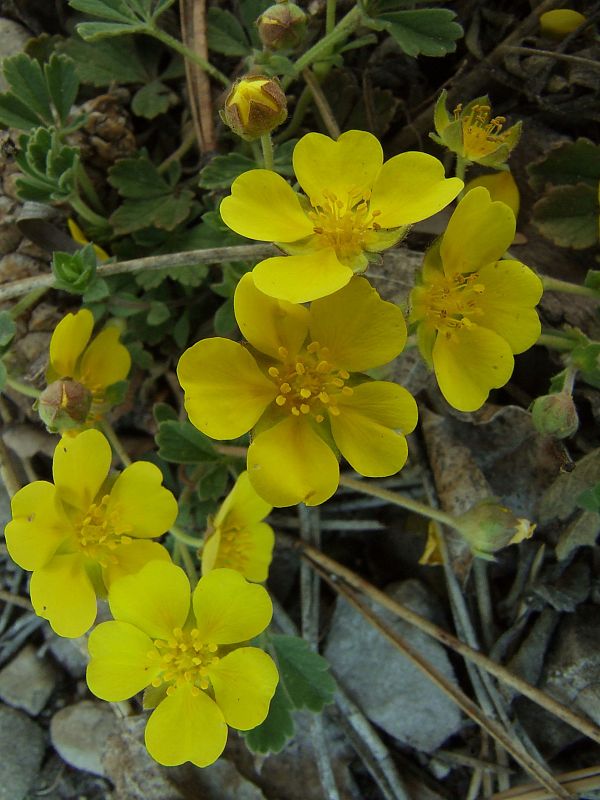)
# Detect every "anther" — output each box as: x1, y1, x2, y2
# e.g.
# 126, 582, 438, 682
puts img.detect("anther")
295, 362, 306, 375
291, 407, 300, 416
300, 404, 310, 414
316, 361, 330, 373
276, 395, 286, 406
342, 386, 354, 396
300, 388, 312, 399
278, 346, 288, 359
315, 414, 324, 423
339, 369, 350, 379
319, 391, 329, 403
268, 366, 280, 378
281, 383, 291, 394
329, 406, 340, 416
